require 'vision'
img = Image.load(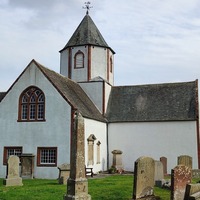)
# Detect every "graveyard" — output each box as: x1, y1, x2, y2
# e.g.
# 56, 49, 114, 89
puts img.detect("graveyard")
1, 112, 200, 199
0, 174, 200, 200
1, 154, 200, 199
0, 175, 170, 200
